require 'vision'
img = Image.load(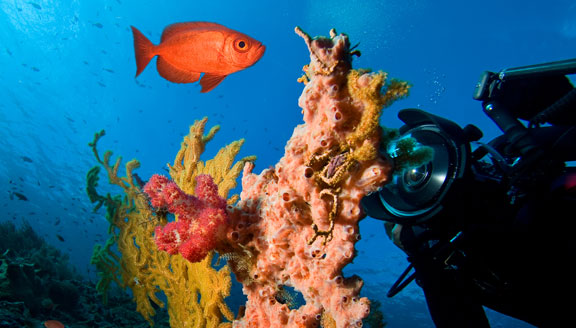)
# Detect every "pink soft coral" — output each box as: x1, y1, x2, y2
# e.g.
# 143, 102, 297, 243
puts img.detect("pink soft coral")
143, 174, 228, 262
